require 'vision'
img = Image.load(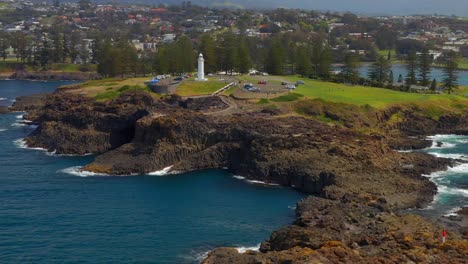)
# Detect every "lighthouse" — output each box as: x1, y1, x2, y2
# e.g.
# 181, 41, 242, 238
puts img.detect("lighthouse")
196, 53, 207, 81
